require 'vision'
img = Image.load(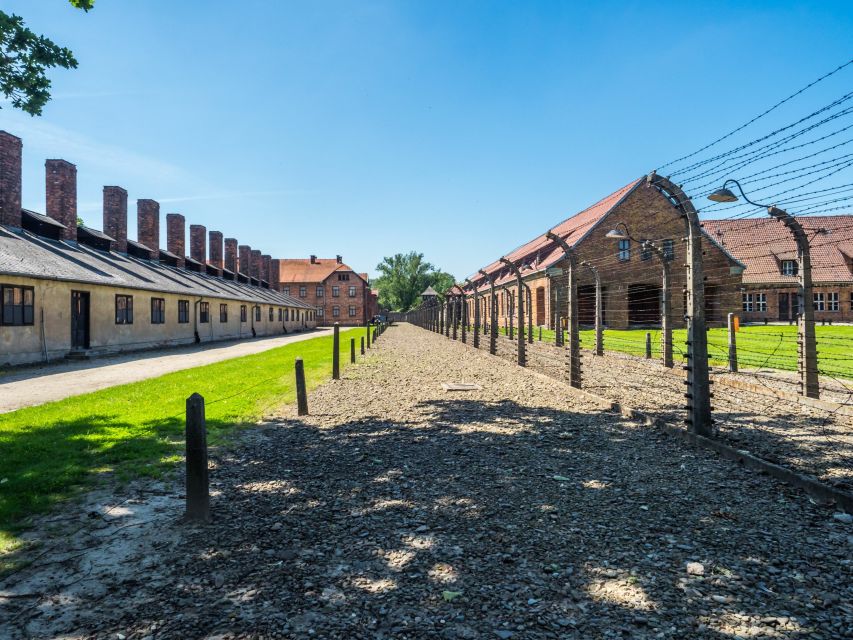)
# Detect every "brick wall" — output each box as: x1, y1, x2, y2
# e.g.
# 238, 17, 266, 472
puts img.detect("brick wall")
740, 283, 853, 324
280, 271, 369, 325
